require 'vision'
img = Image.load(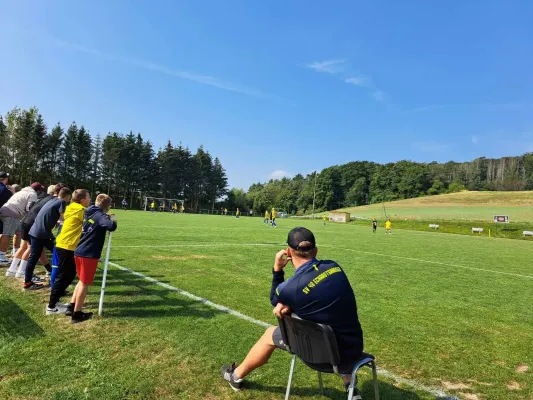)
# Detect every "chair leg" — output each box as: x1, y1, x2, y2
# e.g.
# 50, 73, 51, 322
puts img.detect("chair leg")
285, 355, 296, 400
318, 371, 323, 395
347, 372, 358, 400
371, 361, 380, 400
